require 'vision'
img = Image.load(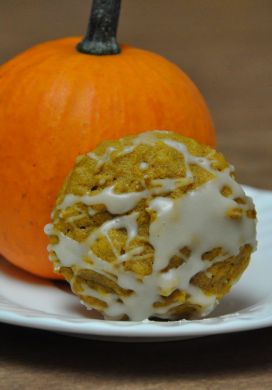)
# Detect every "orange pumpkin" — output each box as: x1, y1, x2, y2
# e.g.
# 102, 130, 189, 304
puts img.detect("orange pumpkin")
0, 0, 215, 279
